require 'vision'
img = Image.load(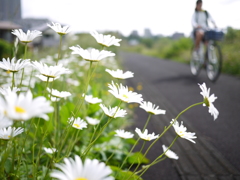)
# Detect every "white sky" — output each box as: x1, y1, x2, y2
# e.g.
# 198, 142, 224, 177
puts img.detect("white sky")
21, 0, 240, 36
